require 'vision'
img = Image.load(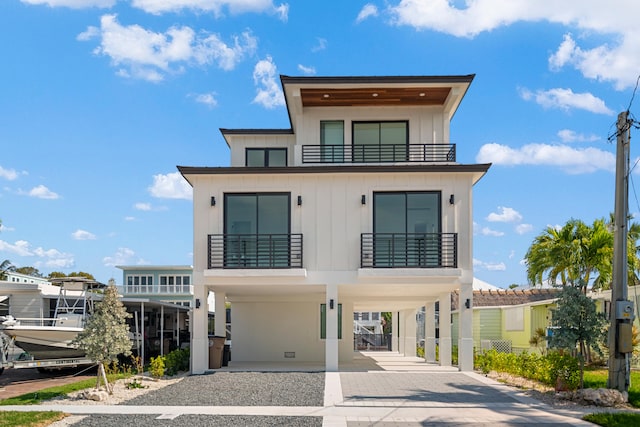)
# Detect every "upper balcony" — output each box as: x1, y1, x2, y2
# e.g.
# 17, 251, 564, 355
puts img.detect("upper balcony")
301, 143, 455, 164
360, 232, 457, 269
208, 234, 303, 269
